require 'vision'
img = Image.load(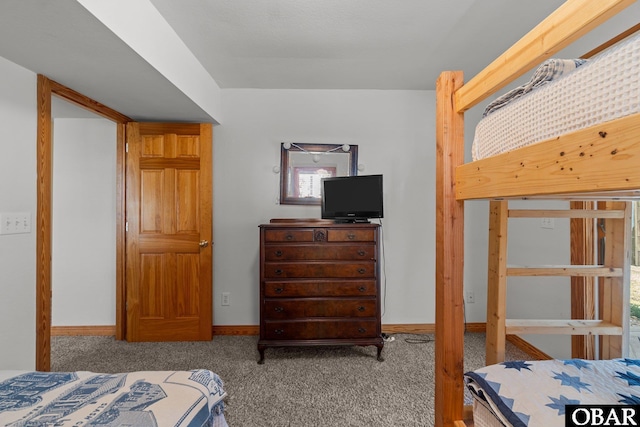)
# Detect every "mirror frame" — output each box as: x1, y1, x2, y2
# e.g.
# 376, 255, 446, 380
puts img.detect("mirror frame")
279, 143, 358, 205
